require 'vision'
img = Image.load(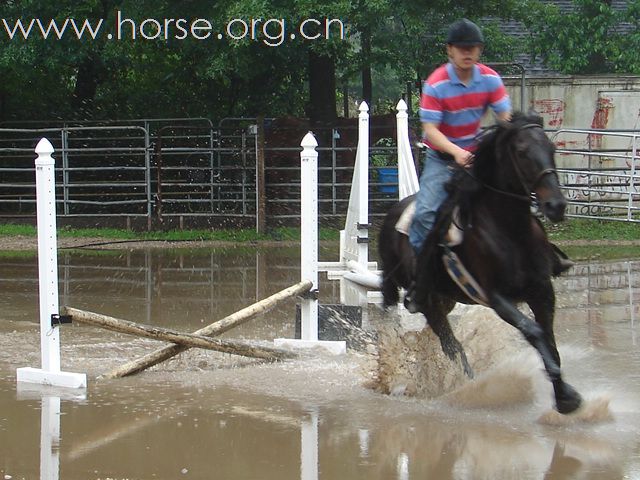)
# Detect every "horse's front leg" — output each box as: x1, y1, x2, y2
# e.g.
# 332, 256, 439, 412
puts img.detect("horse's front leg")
423, 296, 474, 379
489, 292, 582, 414
527, 280, 561, 368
